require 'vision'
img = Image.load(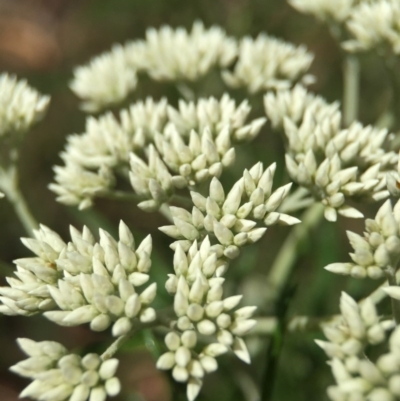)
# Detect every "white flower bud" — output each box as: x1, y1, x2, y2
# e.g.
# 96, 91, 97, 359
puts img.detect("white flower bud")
157, 352, 176, 370
112, 317, 132, 337
172, 366, 189, 382
175, 346, 191, 367
165, 332, 181, 351
181, 331, 197, 349
105, 377, 121, 396
197, 319, 217, 335
140, 307, 156, 323
200, 355, 218, 373
187, 303, 204, 322
90, 314, 111, 332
